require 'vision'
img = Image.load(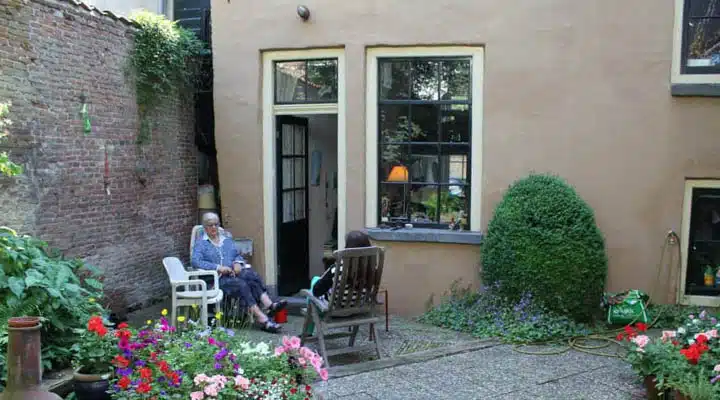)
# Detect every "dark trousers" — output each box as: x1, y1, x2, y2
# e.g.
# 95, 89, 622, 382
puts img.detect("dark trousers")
219, 276, 256, 307
238, 268, 267, 303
